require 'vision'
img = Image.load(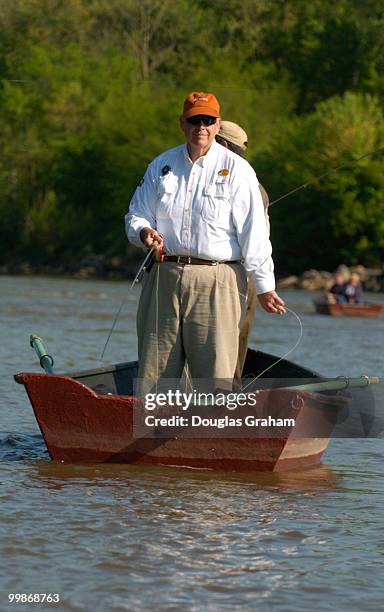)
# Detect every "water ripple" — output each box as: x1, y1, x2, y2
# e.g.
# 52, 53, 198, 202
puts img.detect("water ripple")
1, 278, 384, 610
